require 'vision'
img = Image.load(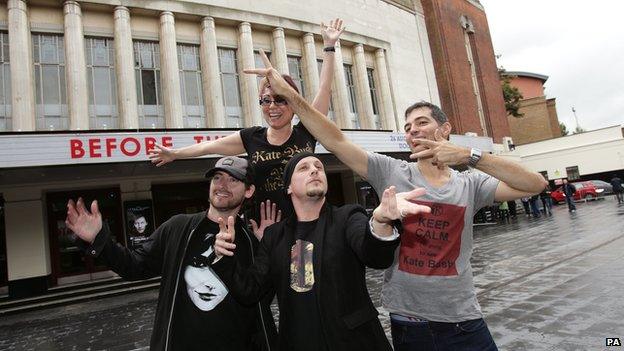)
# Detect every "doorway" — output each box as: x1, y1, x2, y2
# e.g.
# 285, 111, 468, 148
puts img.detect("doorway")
152, 181, 210, 226
46, 188, 124, 285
